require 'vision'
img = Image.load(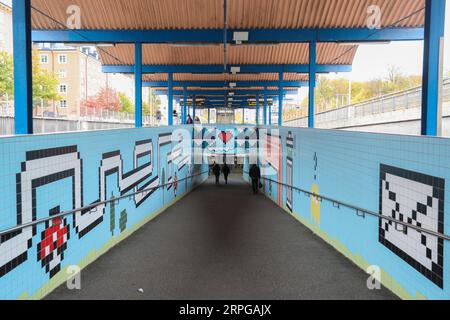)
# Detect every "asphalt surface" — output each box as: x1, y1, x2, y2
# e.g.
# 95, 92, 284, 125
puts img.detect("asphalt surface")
46, 174, 396, 300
